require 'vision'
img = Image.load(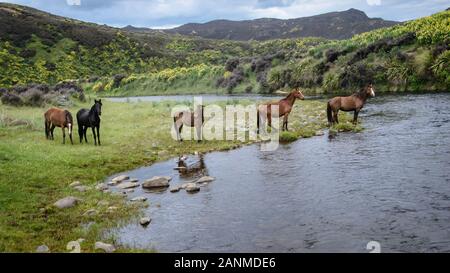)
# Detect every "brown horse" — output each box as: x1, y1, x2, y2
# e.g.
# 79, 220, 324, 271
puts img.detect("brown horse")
44, 107, 74, 145
173, 105, 205, 142
327, 84, 375, 125
257, 88, 305, 133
